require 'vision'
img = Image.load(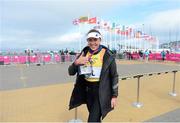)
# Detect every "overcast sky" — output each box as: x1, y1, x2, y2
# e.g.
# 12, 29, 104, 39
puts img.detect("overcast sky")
1, 0, 180, 51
